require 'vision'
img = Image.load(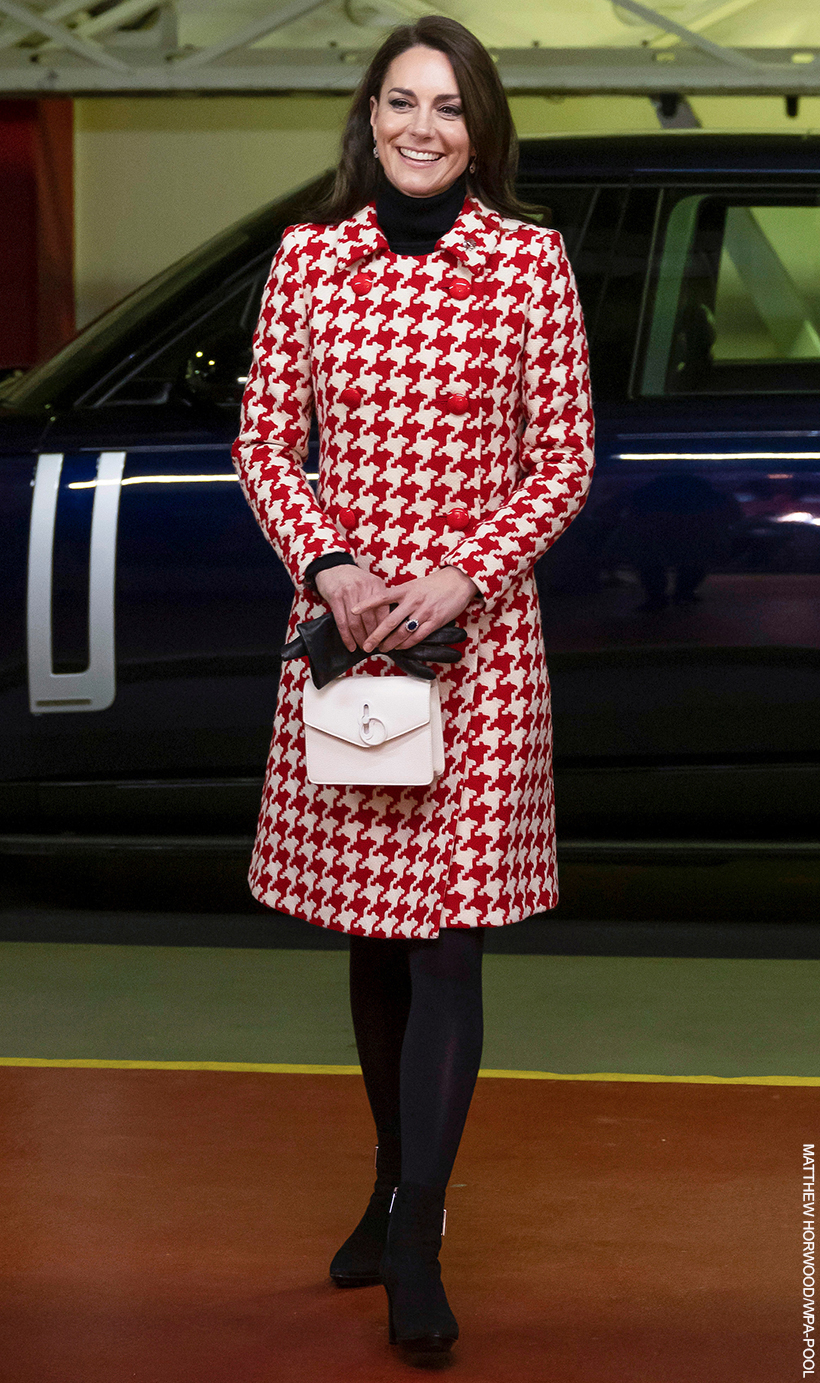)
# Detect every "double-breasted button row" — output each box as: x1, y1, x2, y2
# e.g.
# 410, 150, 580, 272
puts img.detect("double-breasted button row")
348, 273, 471, 300
336, 506, 472, 532
337, 387, 470, 414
